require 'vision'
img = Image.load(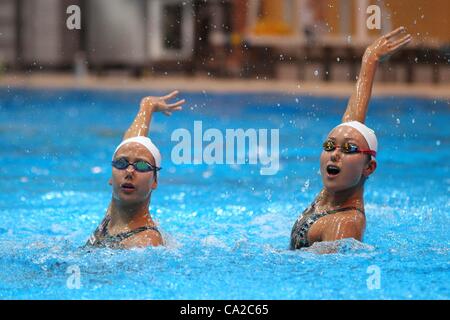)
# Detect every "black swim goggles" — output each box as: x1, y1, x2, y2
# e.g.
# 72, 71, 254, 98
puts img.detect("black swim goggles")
112, 158, 161, 173
322, 140, 376, 157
